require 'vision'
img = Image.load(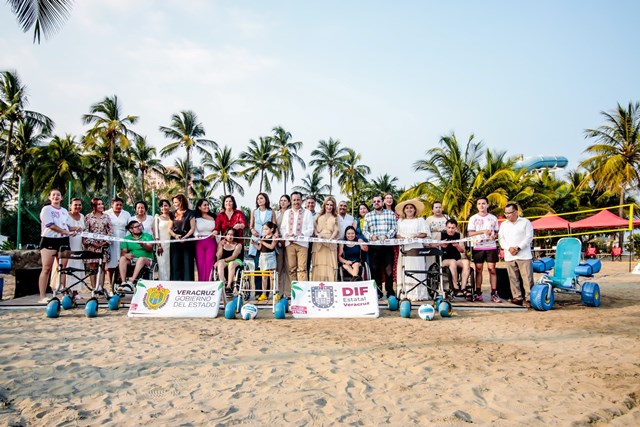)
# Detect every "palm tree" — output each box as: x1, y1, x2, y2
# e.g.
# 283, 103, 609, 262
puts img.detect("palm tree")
293, 170, 331, 204
202, 146, 244, 196
12, 118, 50, 185
164, 158, 207, 200
363, 173, 399, 201
580, 101, 640, 219
159, 110, 217, 196
0, 70, 54, 188
270, 126, 304, 193
27, 134, 85, 194
128, 135, 163, 198
338, 149, 371, 215
82, 95, 139, 198
238, 137, 281, 193
470, 148, 518, 214
408, 132, 483, 220
309, 138, 348, 196
7, 0, 73, 43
